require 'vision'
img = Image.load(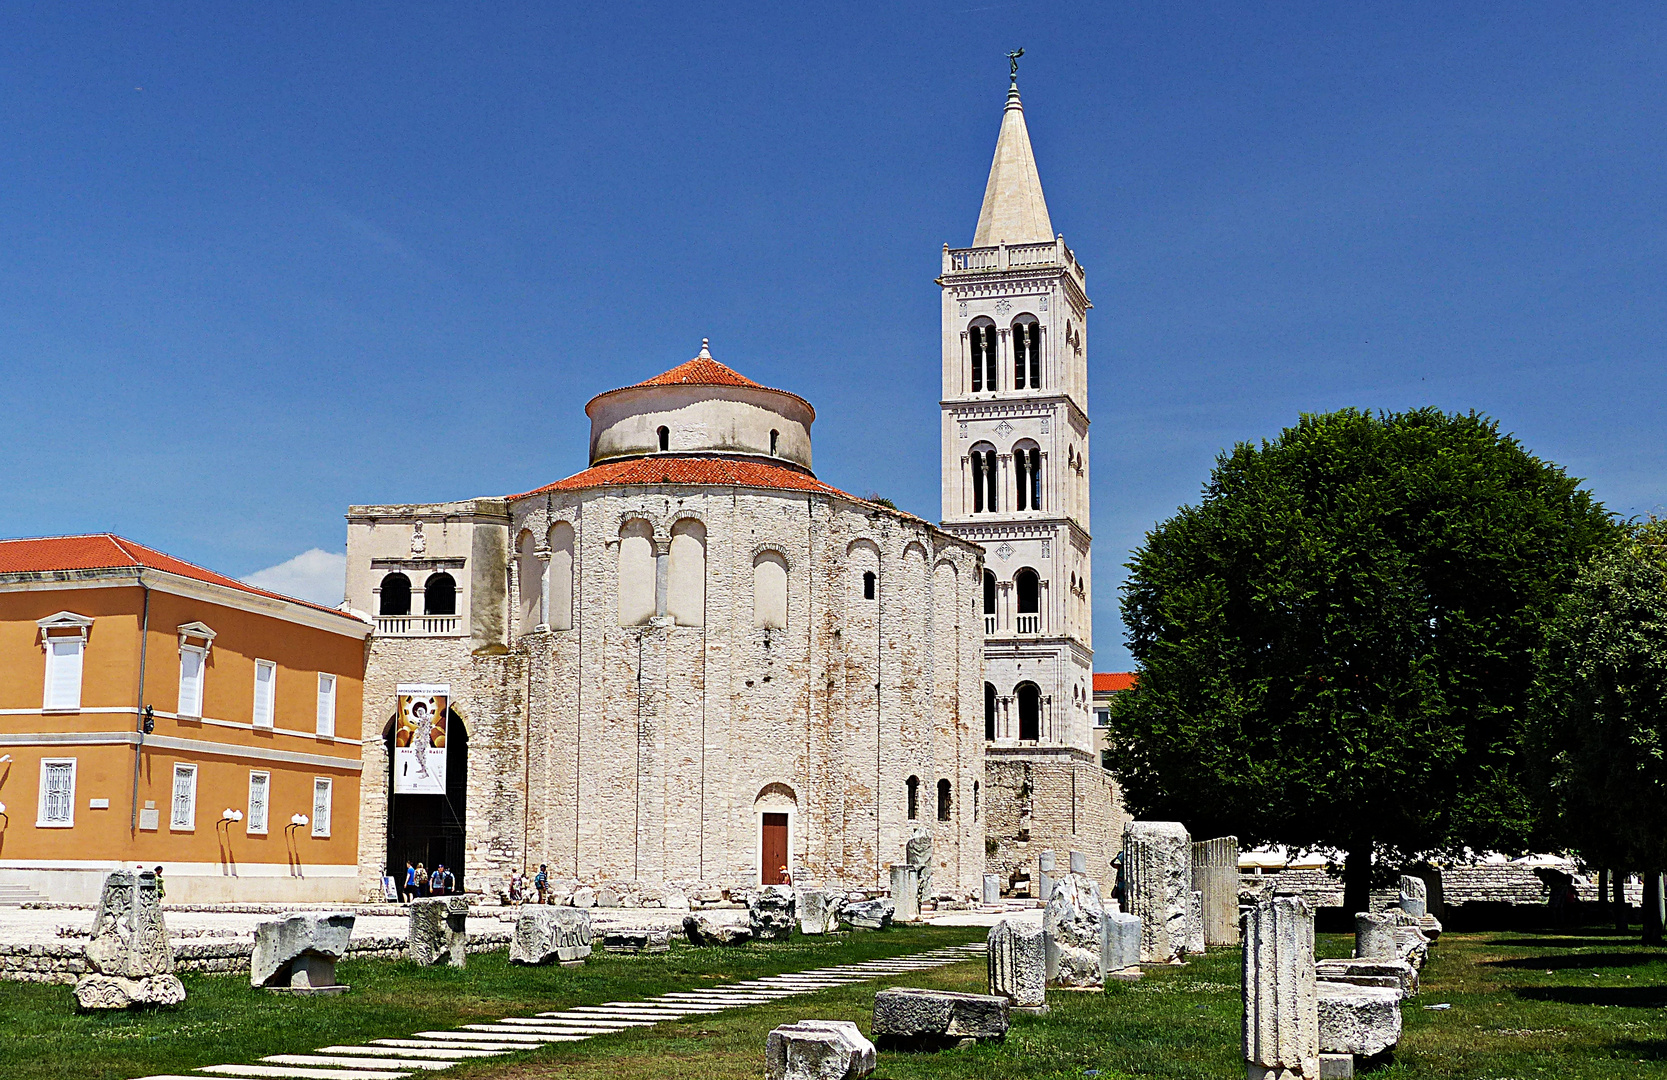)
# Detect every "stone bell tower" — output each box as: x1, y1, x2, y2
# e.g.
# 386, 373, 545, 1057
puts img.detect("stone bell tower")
940, 63, 1118, 895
